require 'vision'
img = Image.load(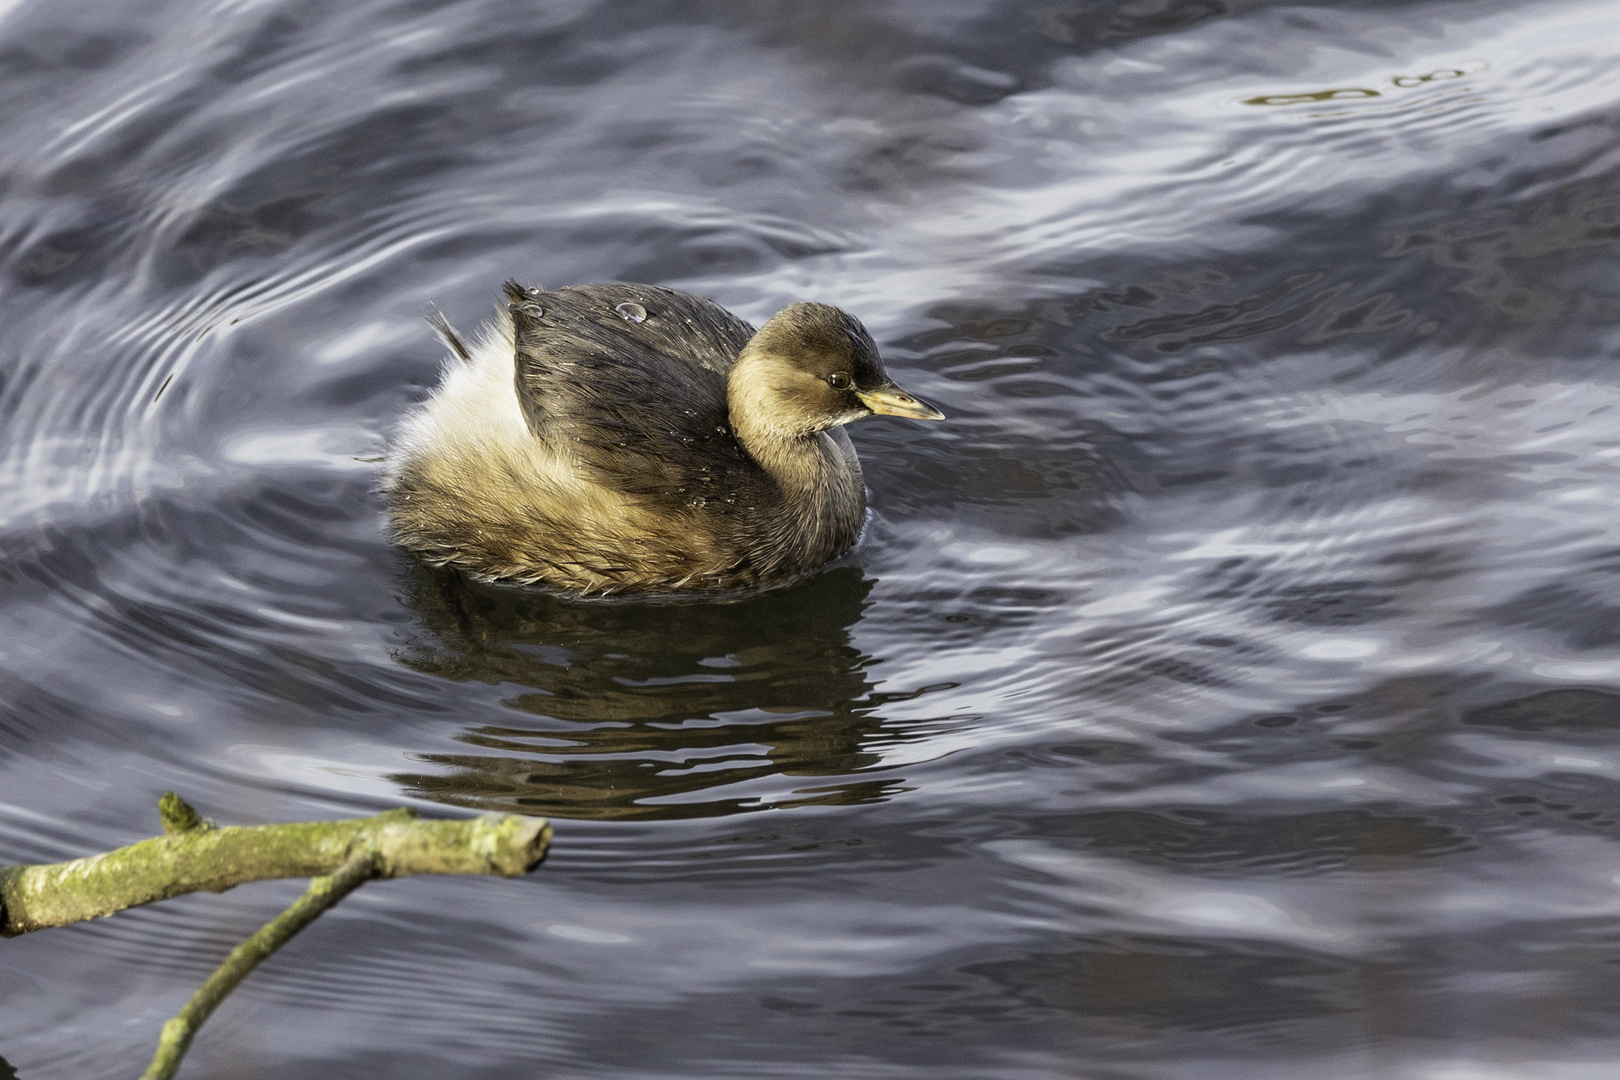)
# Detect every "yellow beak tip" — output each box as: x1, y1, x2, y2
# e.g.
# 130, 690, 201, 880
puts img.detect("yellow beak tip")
857, 388, 946, 421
